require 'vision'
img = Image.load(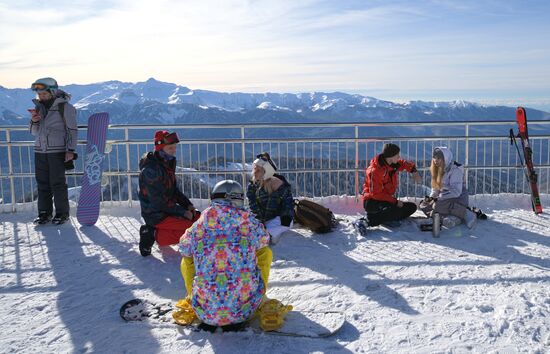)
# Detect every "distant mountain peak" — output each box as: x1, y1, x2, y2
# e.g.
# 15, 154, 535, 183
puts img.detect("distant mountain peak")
1, 78, 549, 124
